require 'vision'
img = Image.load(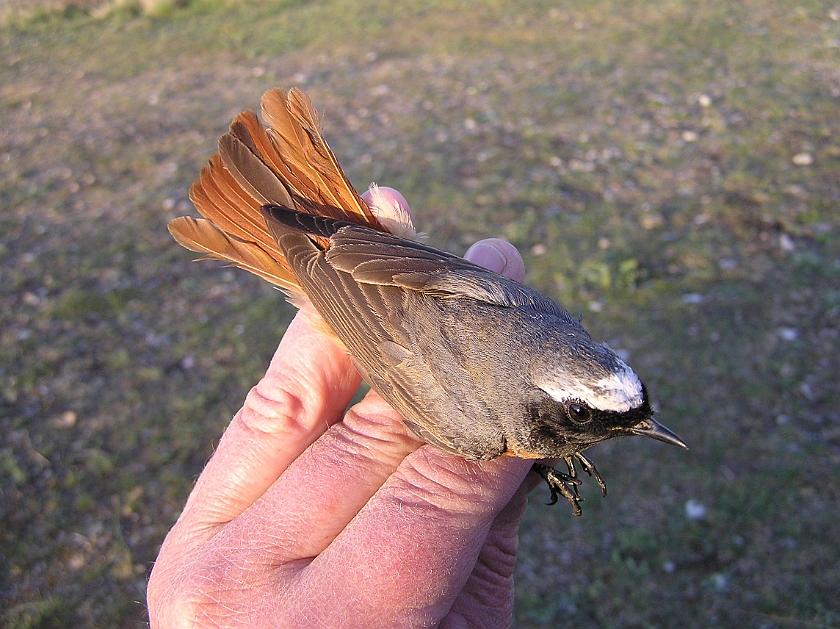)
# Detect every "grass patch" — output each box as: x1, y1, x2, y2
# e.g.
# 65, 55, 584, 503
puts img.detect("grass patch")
1, 0, 839, 626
